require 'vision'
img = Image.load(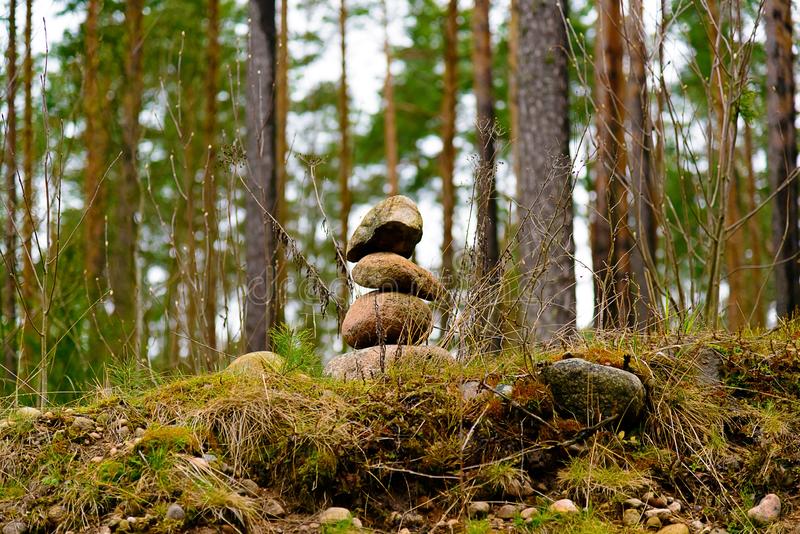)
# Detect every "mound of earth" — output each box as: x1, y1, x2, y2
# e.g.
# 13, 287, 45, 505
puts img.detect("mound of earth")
1, 327, 800, 533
